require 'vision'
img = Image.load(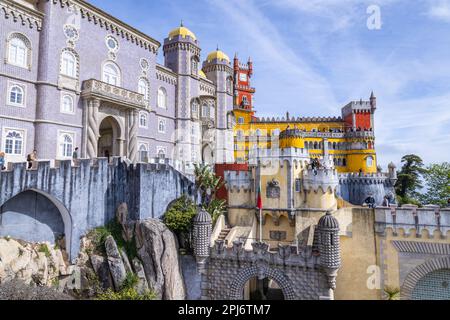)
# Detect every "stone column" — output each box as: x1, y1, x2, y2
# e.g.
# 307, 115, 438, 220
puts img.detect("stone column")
128, 109, 139, 163
87, 99, 100, 159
